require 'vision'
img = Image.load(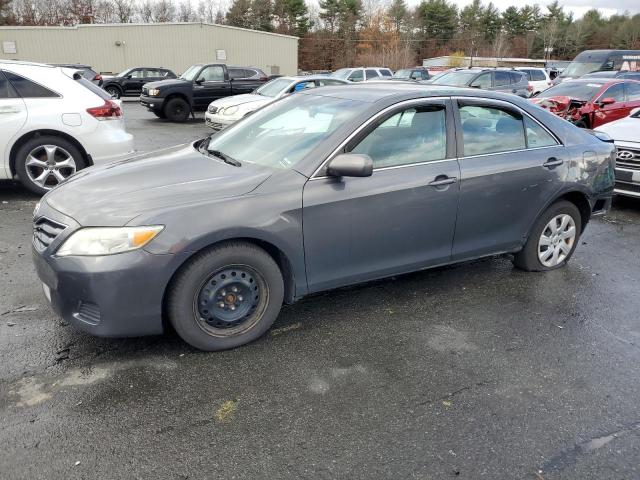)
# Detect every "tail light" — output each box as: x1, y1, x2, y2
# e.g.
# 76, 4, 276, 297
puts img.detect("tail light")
94, 74, 102, 81
259, 76, 268, 81
527, 84, 534, 92
87, 99, 122, 120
